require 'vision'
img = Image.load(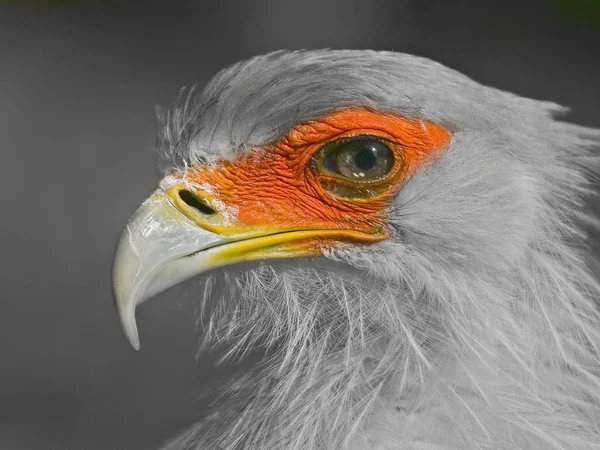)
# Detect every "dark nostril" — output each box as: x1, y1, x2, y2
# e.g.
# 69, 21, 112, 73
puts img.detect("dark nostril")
178, 190, 217, 215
